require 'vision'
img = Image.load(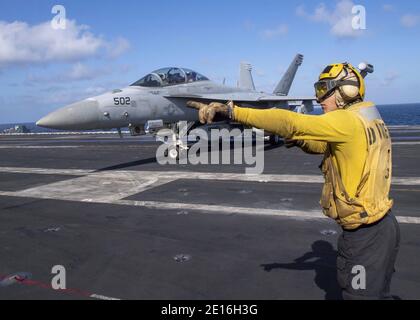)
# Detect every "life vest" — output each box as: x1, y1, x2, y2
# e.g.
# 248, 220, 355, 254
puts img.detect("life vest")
319, 101, 393, 230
